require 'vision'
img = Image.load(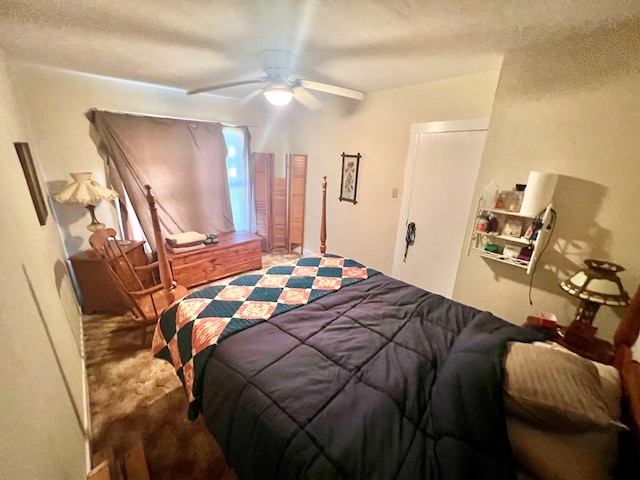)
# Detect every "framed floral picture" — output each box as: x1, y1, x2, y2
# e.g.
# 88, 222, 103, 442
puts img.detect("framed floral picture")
339, 152, 361, 204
